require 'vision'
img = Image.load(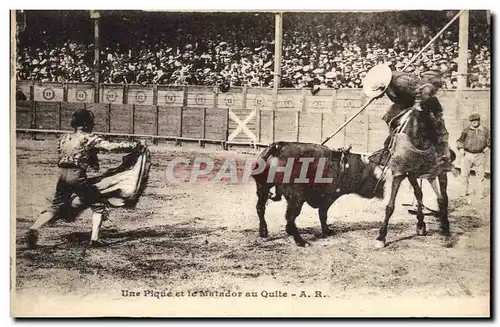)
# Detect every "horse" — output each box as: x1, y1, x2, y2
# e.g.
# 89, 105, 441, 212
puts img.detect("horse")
373, 107, 452, 248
